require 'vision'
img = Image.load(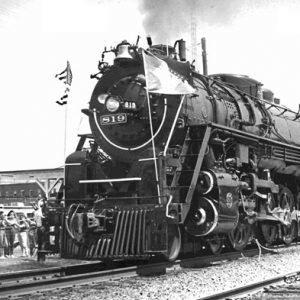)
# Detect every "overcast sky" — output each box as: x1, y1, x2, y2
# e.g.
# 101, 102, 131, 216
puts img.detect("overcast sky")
0, 0, 300, 171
